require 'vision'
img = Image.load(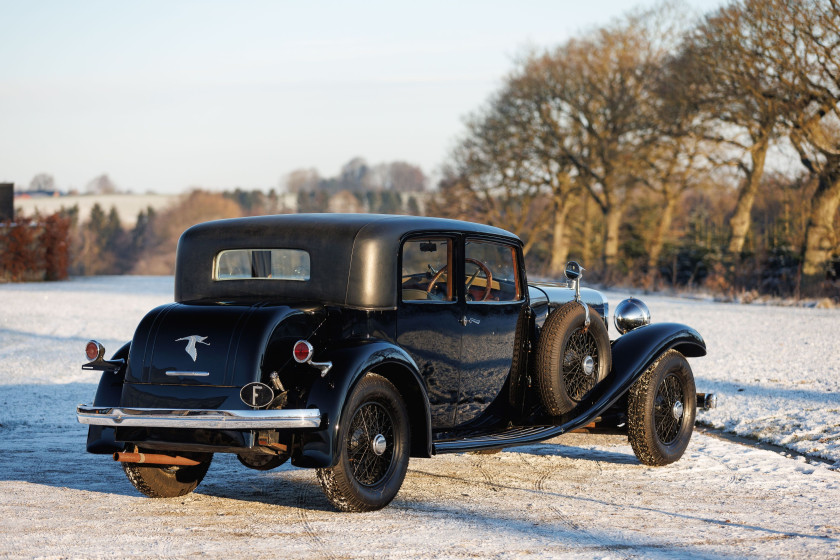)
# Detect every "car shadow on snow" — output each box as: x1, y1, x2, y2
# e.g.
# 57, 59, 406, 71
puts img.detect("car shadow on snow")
196, 457, 336, 512
512, 437, 639, 465
699, 378, 840, 406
